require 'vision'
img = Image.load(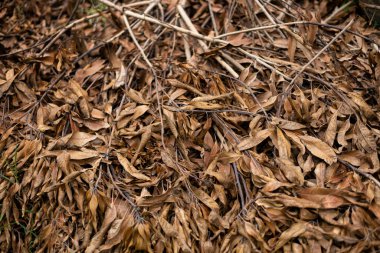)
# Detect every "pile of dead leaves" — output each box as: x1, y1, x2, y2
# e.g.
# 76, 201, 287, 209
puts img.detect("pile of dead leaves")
1, 0, 380, 252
